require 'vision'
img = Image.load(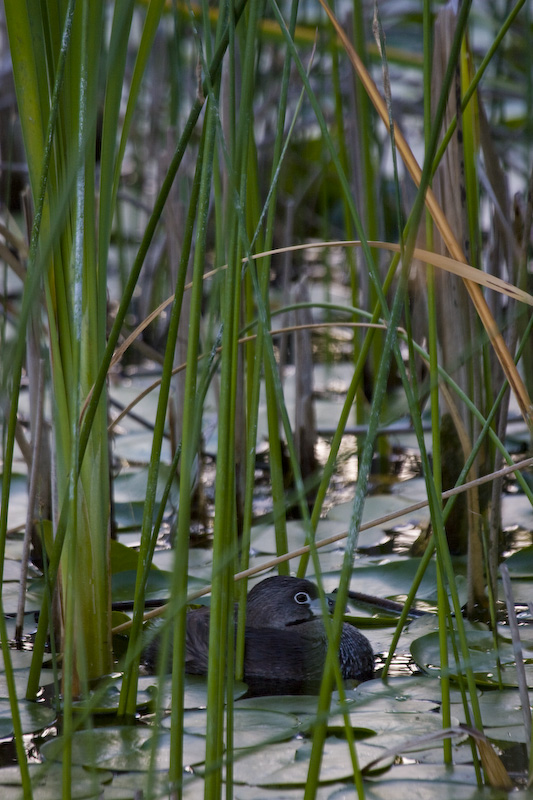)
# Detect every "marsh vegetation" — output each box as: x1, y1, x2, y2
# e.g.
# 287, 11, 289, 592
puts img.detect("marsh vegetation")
0, 0, 532, 798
